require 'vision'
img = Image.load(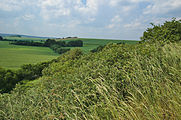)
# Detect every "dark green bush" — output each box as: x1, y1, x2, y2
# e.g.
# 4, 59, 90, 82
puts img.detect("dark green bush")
141, 18, 181, 43
0, 36, 3, 40
90, 45, 105, 53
